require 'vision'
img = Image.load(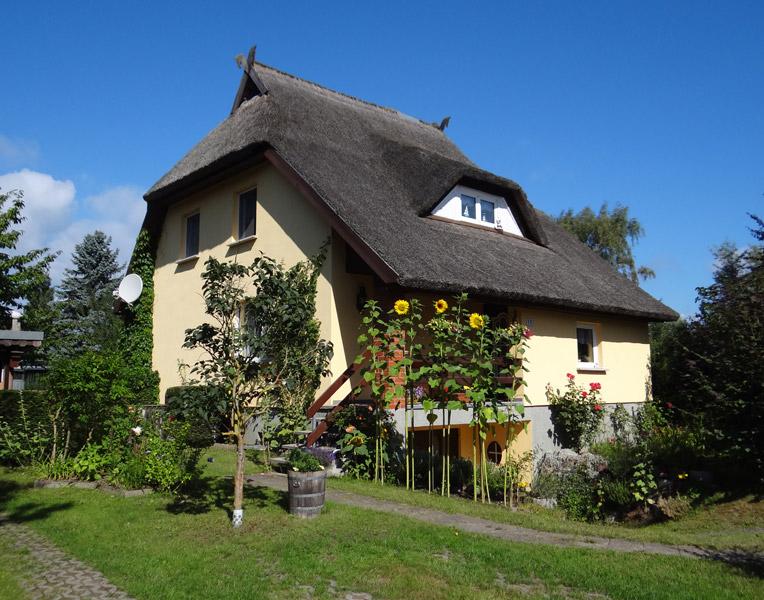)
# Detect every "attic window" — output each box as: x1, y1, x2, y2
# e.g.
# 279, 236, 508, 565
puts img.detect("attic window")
431, 185, 522, 236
